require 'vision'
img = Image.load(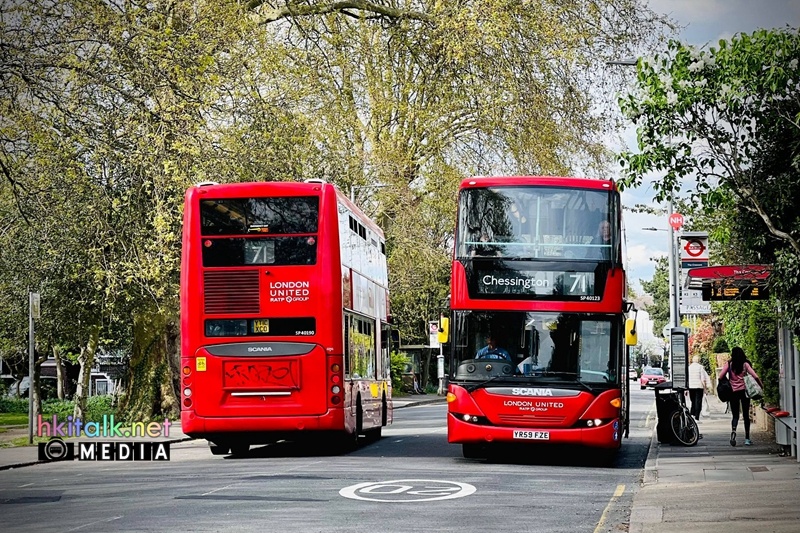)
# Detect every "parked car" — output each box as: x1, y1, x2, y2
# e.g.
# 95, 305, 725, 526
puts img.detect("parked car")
628, 368, 638, 381
639, 367, 666, 389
